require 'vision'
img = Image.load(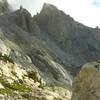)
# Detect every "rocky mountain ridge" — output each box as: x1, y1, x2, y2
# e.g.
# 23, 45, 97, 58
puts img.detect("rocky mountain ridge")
0, 1, 100, 100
